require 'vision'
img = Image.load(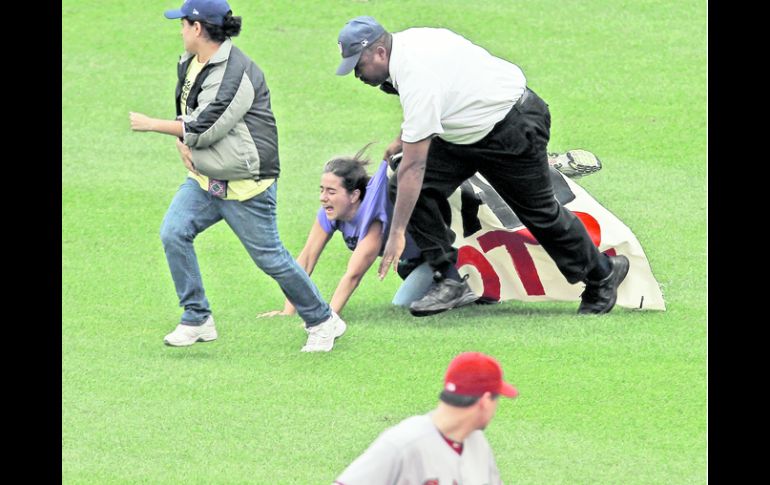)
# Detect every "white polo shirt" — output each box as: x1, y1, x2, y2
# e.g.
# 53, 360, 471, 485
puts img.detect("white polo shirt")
388, 28, 527, 145
334, 413, 503, 485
